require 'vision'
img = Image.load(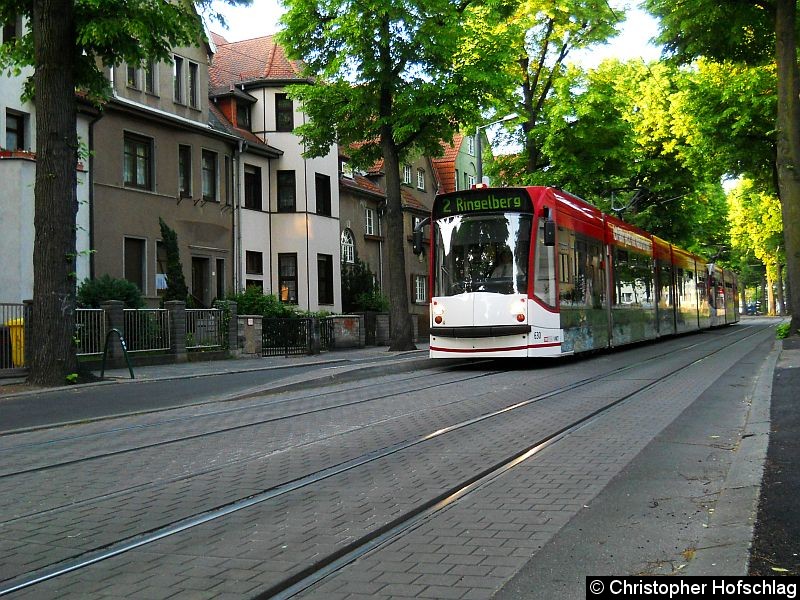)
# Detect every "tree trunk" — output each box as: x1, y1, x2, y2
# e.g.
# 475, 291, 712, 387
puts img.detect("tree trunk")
776, 262, 785, 315
28, 0, 79, 385
775, 0, 800, 333
381, 134, 416, 351
767, 273, 776, 315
